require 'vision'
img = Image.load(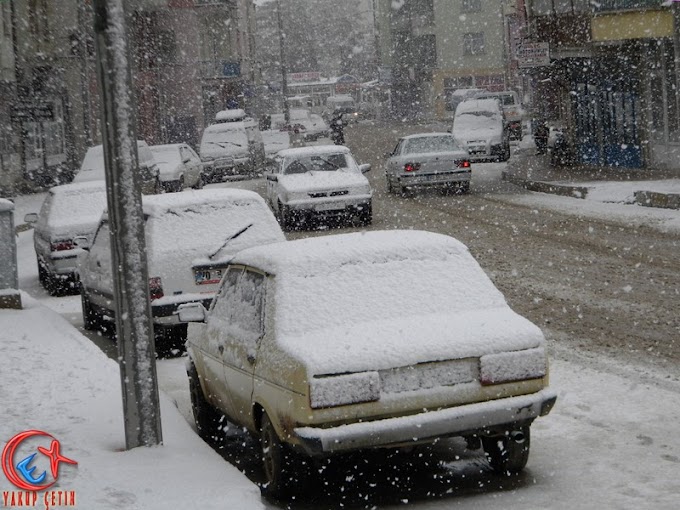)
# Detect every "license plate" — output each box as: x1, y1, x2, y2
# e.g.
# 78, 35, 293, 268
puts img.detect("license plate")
194, 269, 222, 285
316, 202, 343, 212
